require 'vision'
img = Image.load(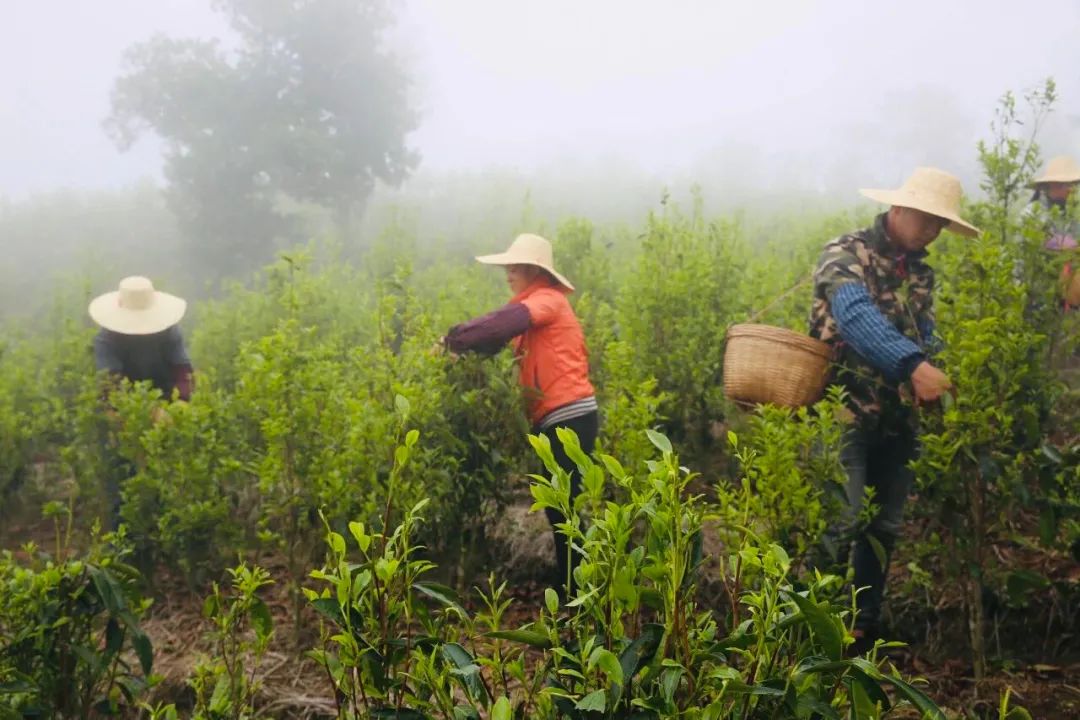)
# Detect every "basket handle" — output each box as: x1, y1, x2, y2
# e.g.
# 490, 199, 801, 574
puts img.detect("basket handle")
742, 272, 814, 325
